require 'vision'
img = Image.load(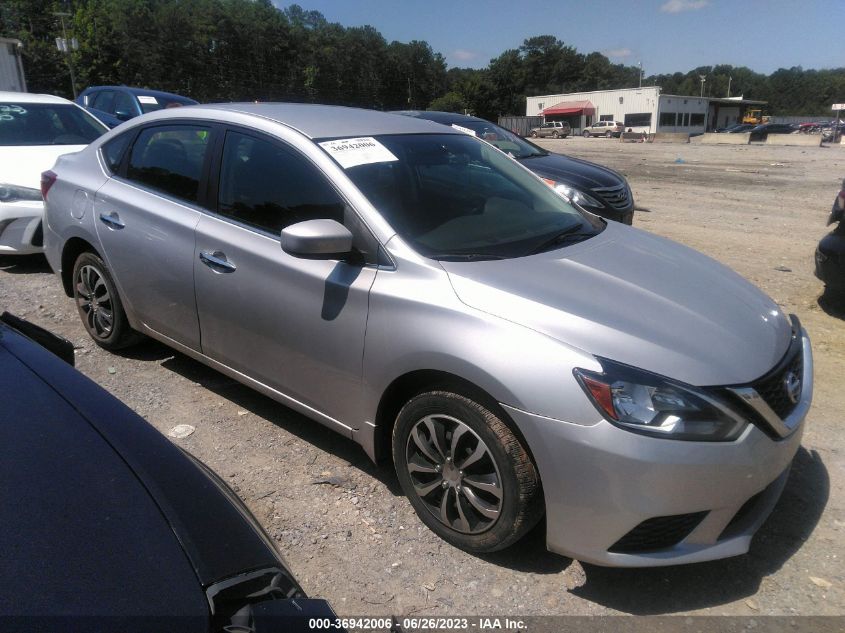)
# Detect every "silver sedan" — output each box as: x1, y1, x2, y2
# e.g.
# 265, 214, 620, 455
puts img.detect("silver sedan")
43, 104, 812, 566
